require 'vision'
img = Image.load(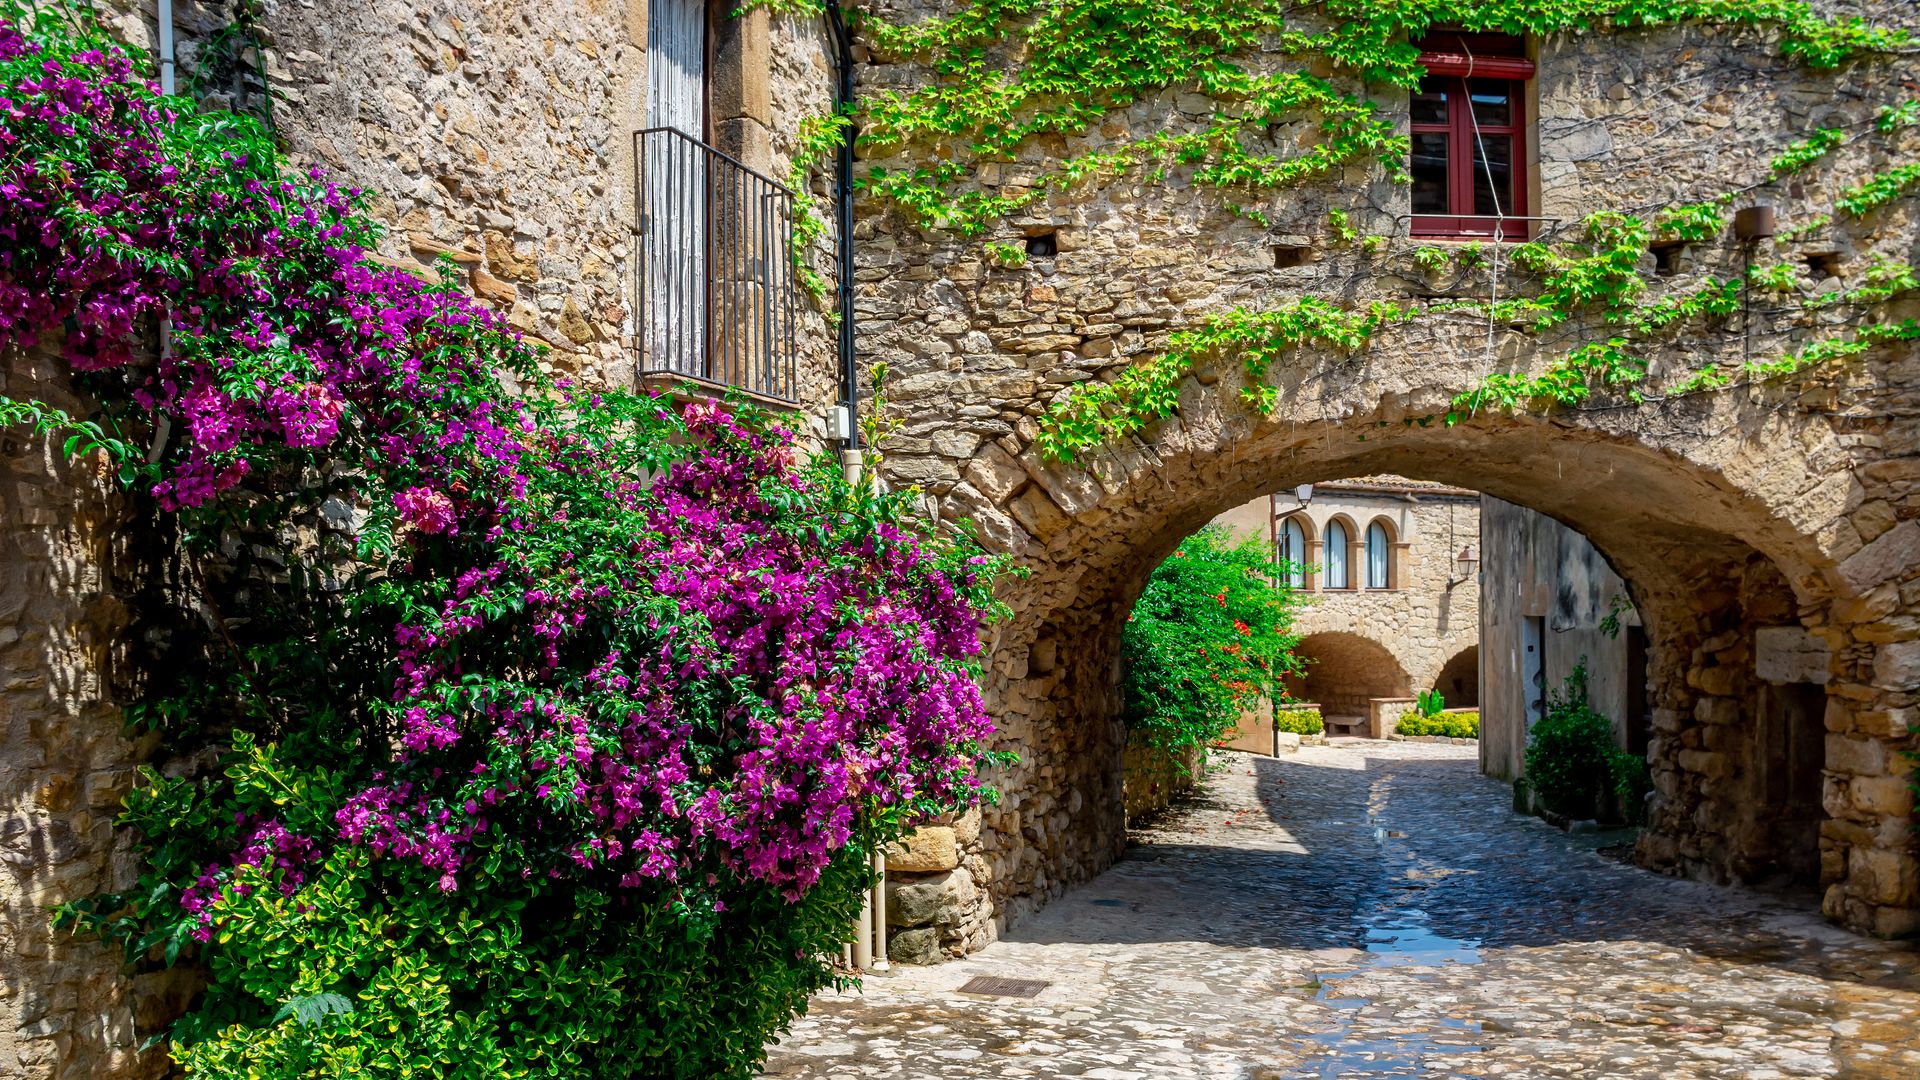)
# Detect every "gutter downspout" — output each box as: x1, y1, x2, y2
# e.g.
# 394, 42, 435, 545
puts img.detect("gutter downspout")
823, 0, 859, 452
158, 0, 177, 94
150, 0, 177, 464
